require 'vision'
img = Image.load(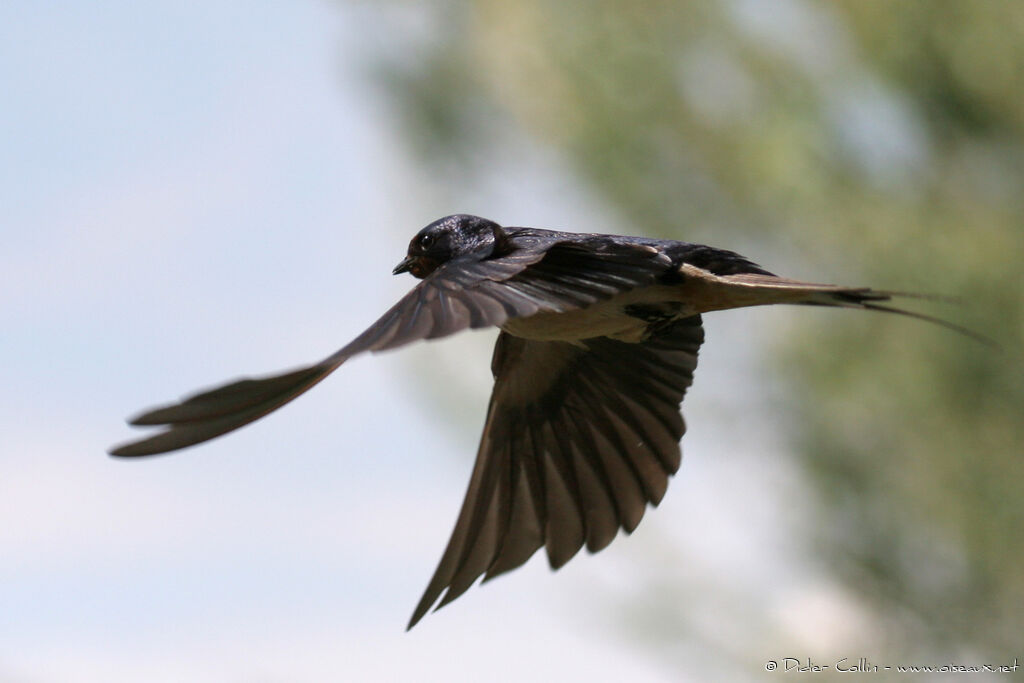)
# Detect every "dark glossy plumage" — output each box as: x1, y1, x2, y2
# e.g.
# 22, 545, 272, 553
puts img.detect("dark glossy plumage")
110, 213, 982, 629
